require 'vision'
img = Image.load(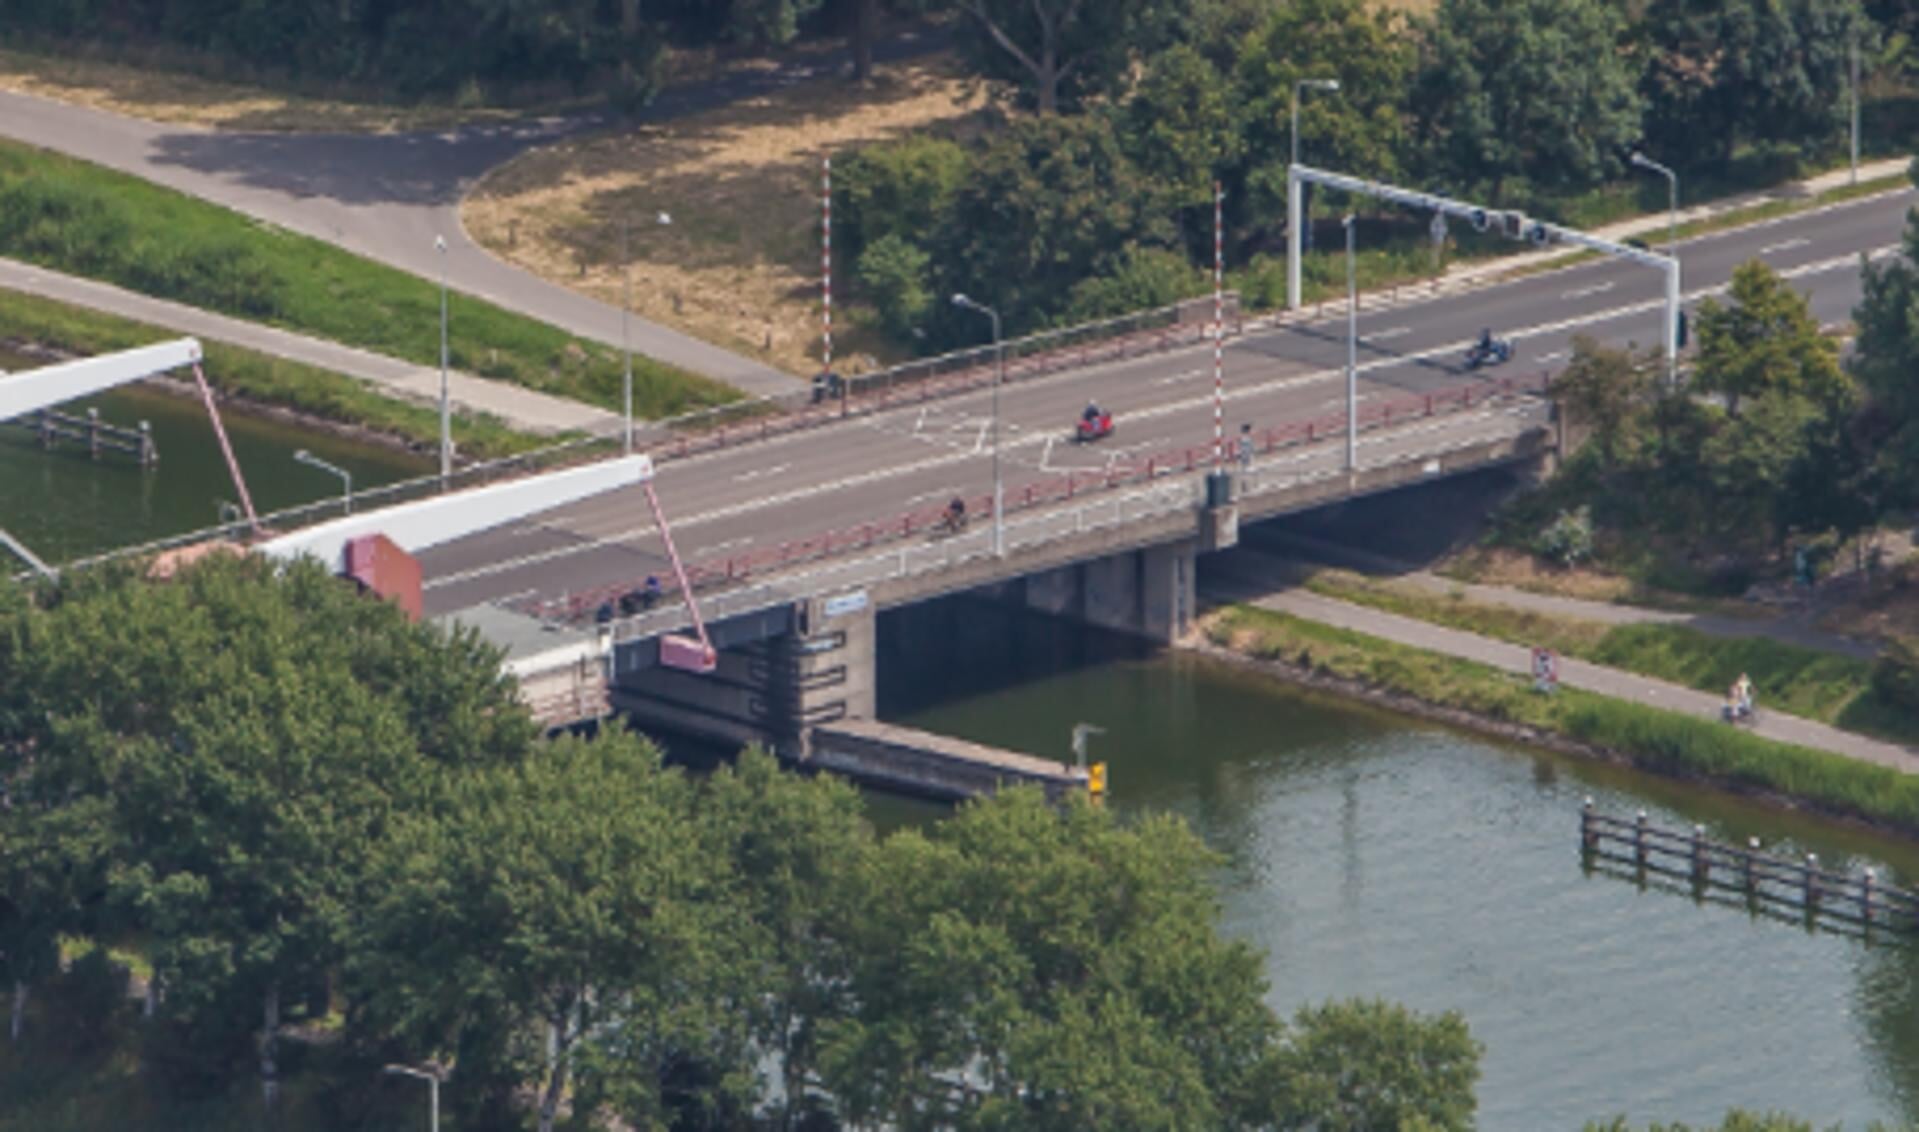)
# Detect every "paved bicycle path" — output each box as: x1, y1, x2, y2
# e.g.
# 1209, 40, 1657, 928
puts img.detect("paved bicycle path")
0, 29, 947, 398
0, 256, 621, 435
1203, 565, 1919, 775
